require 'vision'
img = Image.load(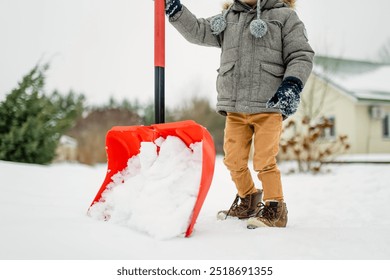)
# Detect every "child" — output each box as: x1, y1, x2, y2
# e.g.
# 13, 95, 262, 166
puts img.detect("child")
165, 0, 314, 228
